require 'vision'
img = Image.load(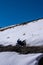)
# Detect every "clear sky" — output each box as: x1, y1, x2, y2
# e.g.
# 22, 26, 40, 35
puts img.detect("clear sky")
0, 0, 43, 27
